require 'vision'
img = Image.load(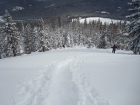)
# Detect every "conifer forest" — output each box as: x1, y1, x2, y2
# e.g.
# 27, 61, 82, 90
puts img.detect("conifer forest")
0, 0, 140, 59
